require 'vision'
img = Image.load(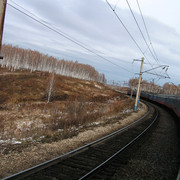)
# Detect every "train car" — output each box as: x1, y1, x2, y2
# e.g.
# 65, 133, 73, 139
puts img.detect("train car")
127, 89, 136, 96
141, 92, 180, 119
